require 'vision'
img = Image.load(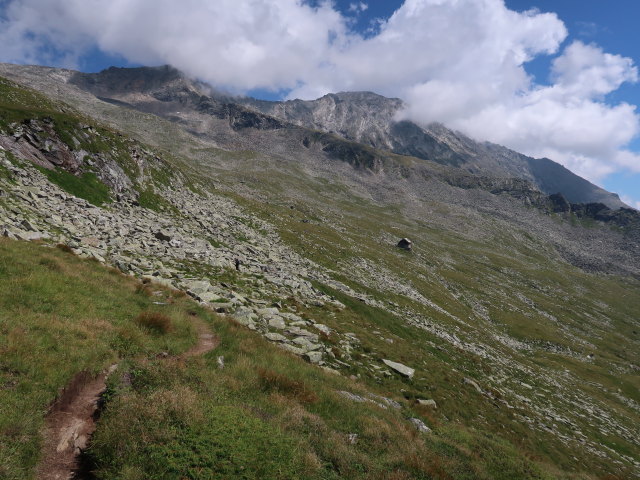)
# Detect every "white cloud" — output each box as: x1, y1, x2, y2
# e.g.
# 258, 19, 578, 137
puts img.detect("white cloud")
349, 2, 368, 13
0, 0, 351, 91
0, 0, 639, 188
